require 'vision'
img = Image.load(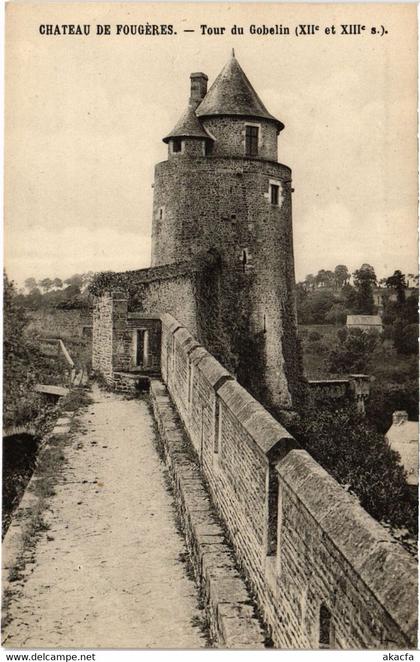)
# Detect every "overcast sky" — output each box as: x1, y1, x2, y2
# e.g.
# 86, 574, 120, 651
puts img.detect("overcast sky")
5, 2, 418, 288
